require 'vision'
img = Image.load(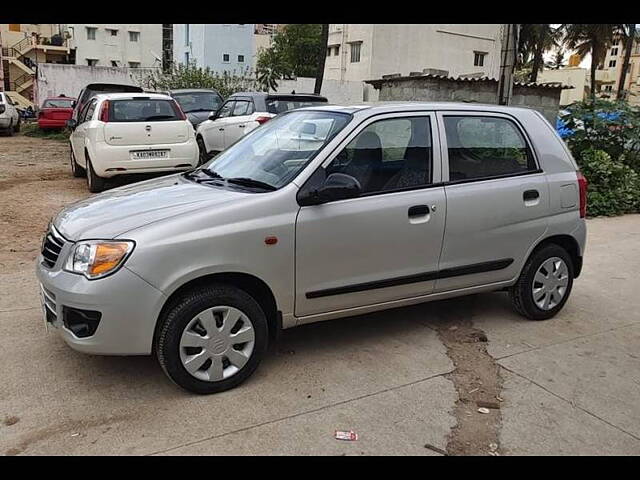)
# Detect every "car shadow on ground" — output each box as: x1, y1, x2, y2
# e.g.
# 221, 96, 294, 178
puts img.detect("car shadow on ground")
60, 291, 519, 397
